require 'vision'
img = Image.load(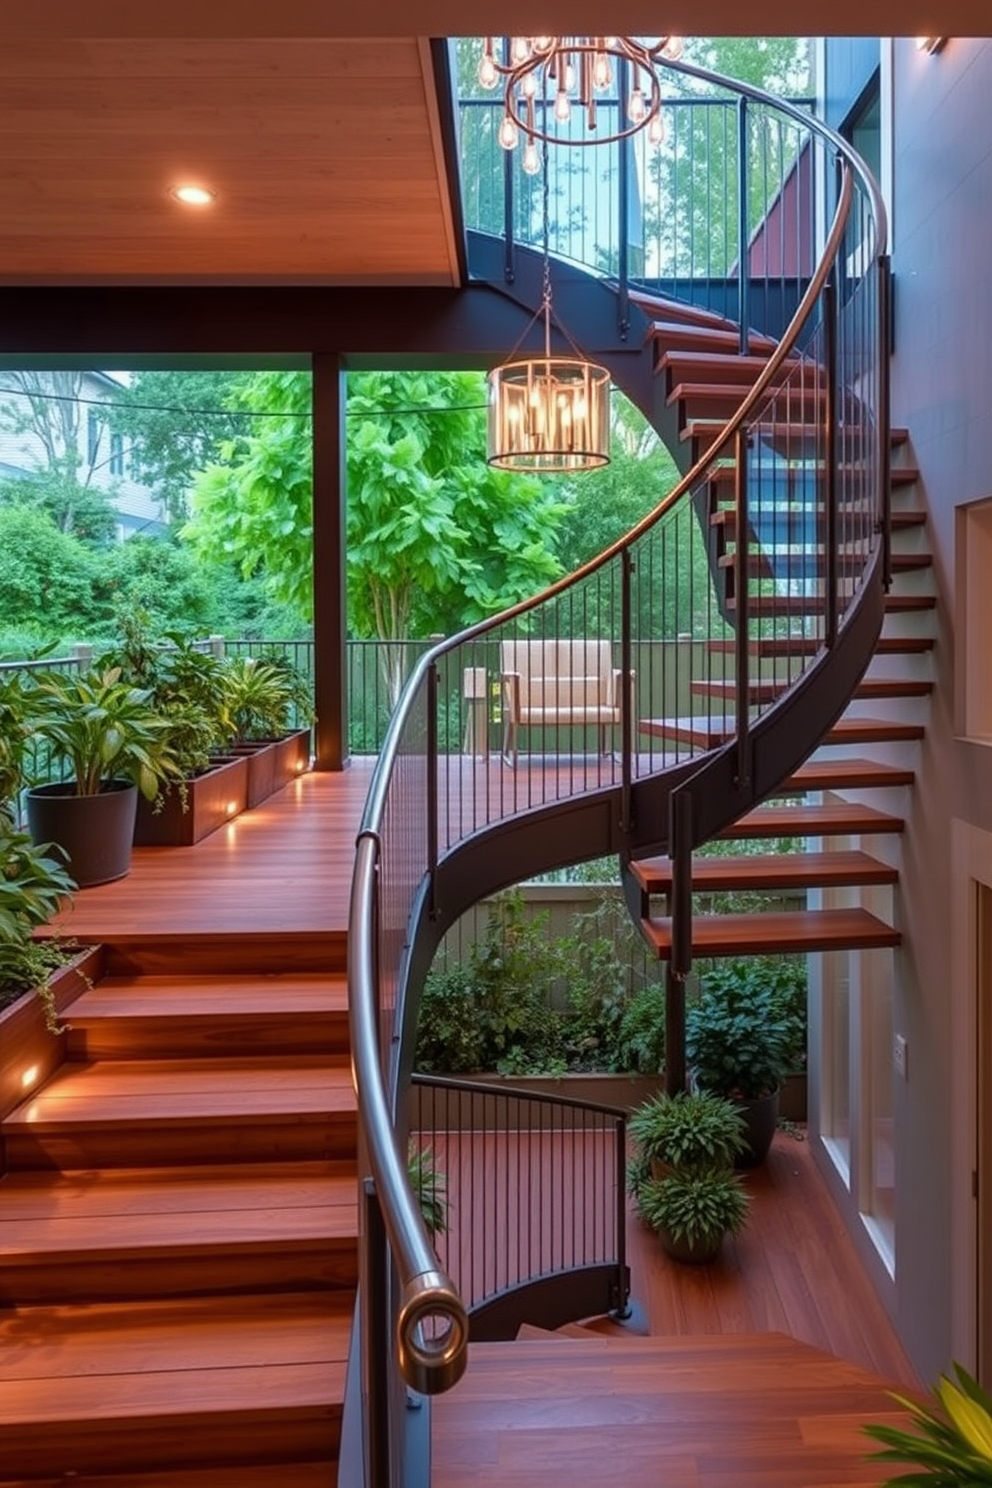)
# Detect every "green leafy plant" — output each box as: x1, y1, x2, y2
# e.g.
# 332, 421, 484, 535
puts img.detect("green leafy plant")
407, 1141, 447, 1240
222, 655, 311, 743
0, 814, 78, 1031
0, 669, 32, 810
26, 665, 181, 800
686, 965, 796, 1100
629, 1089, 747, 1175
634, 1168, 749, 1256
864, 1363, 992, 1484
